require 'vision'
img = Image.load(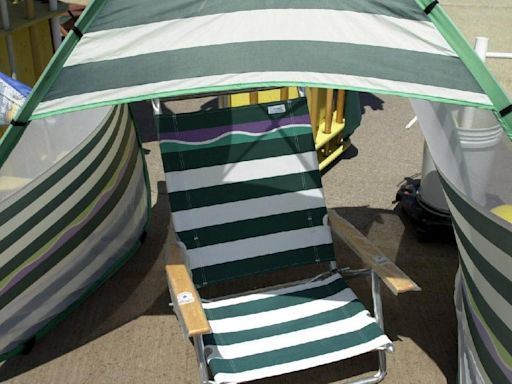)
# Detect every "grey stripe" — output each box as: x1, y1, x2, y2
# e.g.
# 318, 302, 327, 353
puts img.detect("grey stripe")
439, 174, 512, 255
89, 0, 427, 33
0, 105, 119, 224
453, 220, 511, 306
44, 41, 483, 102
